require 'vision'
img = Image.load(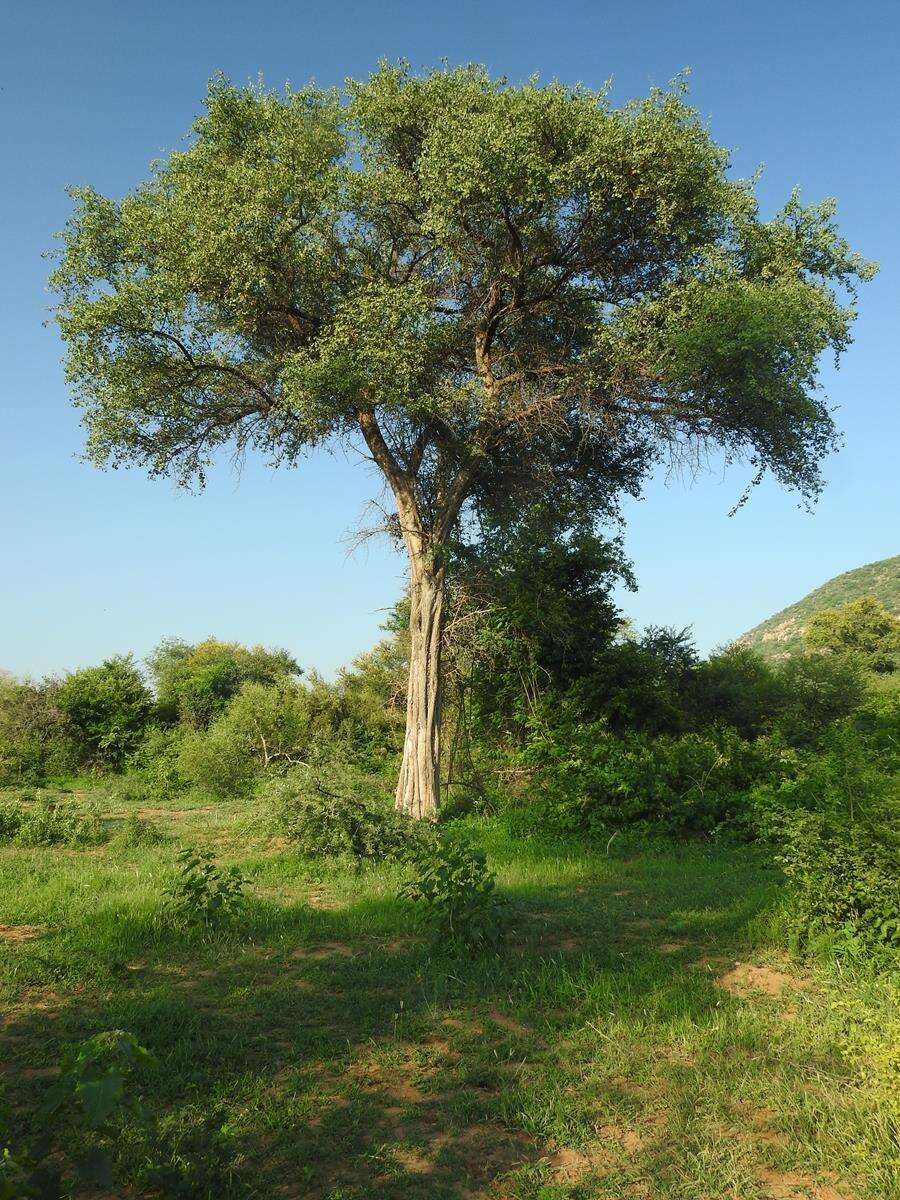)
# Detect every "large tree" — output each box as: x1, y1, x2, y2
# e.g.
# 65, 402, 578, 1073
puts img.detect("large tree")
51, 63, 873, 817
